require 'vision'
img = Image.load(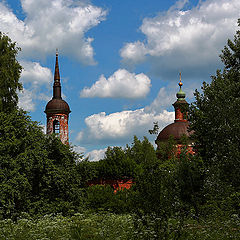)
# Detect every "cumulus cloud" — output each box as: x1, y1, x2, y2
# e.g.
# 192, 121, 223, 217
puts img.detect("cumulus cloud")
87, 148, 107, 161
73, 145, 106, 161
120, 0, 240, 79
0, 0, 107, 64
73, 145, 86, 154
120, 41, 147, 65
18, 61, 52, 111
18, 88, 36, 111
72, 145, 87, 162
145, 82, 196, 114
80, 69, 151, 98
145, 87, 176, 114
76, 108, 174, 144
21, 61, 52, 86
76, 81, 198, 146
